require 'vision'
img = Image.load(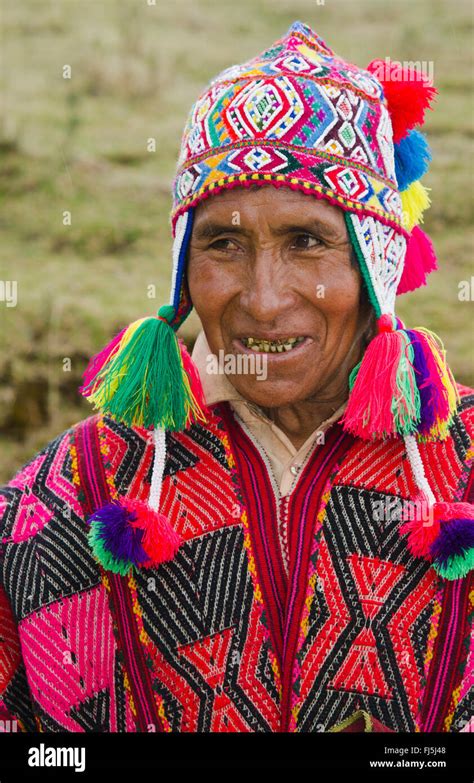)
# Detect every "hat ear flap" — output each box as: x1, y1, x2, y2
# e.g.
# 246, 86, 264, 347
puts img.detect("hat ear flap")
169, 208, 195, 330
